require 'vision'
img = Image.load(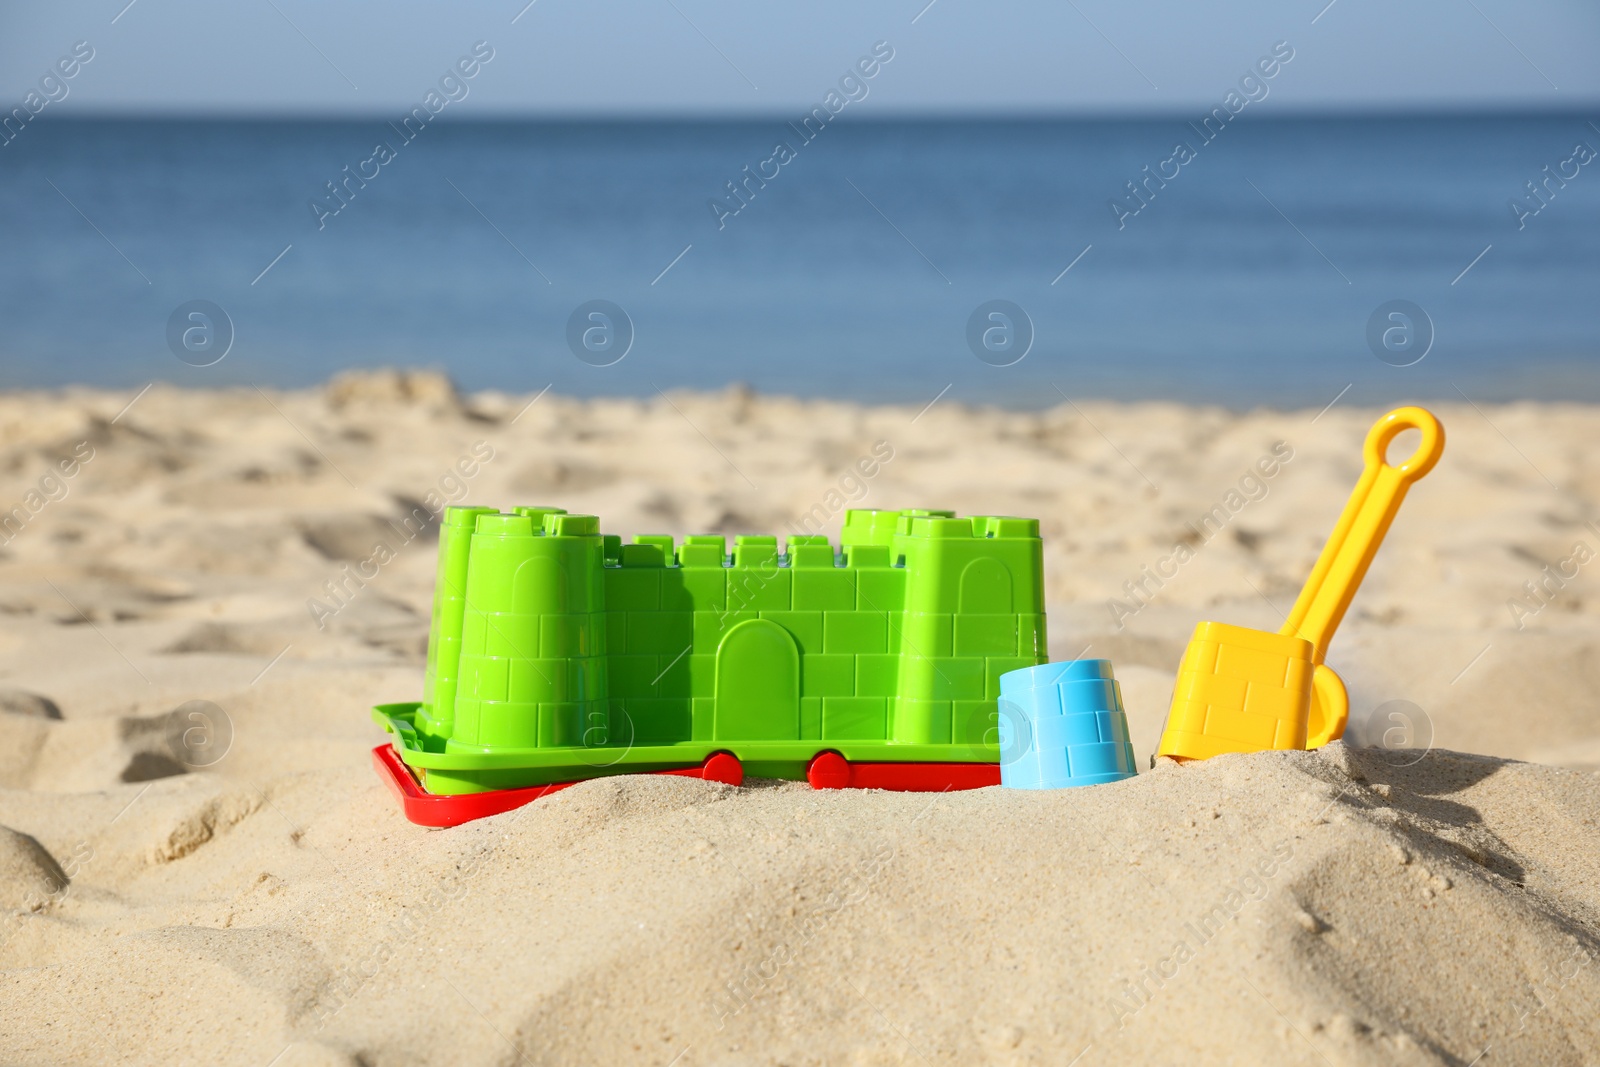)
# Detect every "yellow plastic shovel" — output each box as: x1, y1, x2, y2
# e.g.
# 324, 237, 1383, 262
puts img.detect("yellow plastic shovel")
1156, 406, 1445, 761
